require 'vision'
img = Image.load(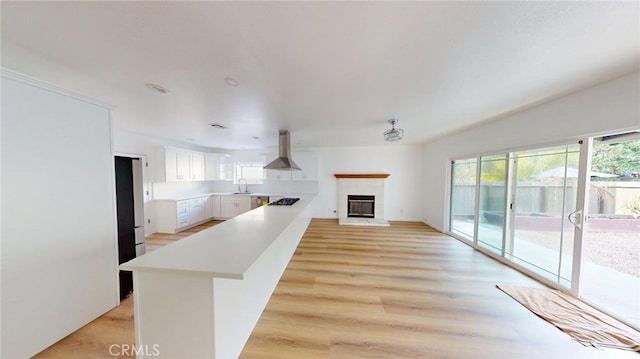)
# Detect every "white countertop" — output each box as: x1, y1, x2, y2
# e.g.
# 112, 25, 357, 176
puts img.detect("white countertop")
154, 192, 287, 201
120, 194, 316, 279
